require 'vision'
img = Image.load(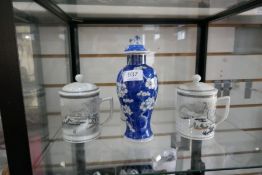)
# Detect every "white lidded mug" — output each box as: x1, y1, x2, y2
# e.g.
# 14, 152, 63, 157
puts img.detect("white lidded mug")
59, 74, 113, 143
176, 75, 230, 140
